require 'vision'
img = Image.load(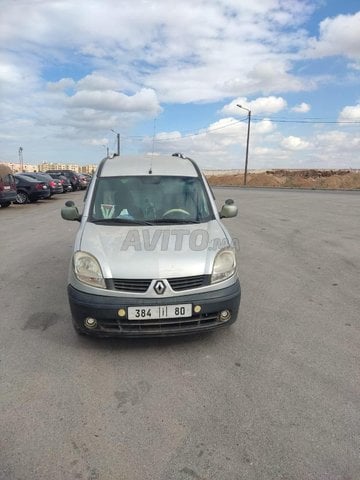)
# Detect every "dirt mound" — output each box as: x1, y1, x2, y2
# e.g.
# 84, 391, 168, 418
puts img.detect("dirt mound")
206, 170, 360, 190
246, 172, 285, 187
209, 174, 244, 186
